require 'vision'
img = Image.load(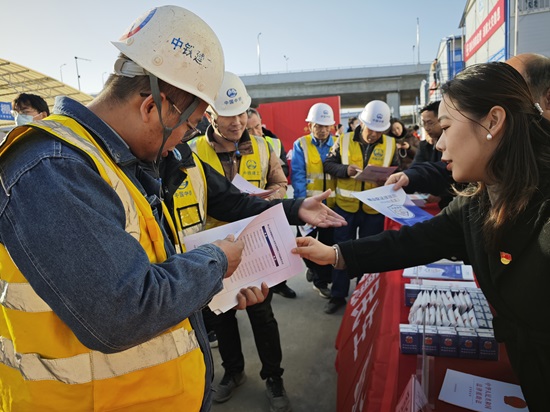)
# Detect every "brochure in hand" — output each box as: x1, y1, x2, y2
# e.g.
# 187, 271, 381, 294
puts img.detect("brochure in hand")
353, 165, 398, 182
182, 203, 304, 314
352, 184, 434, 226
